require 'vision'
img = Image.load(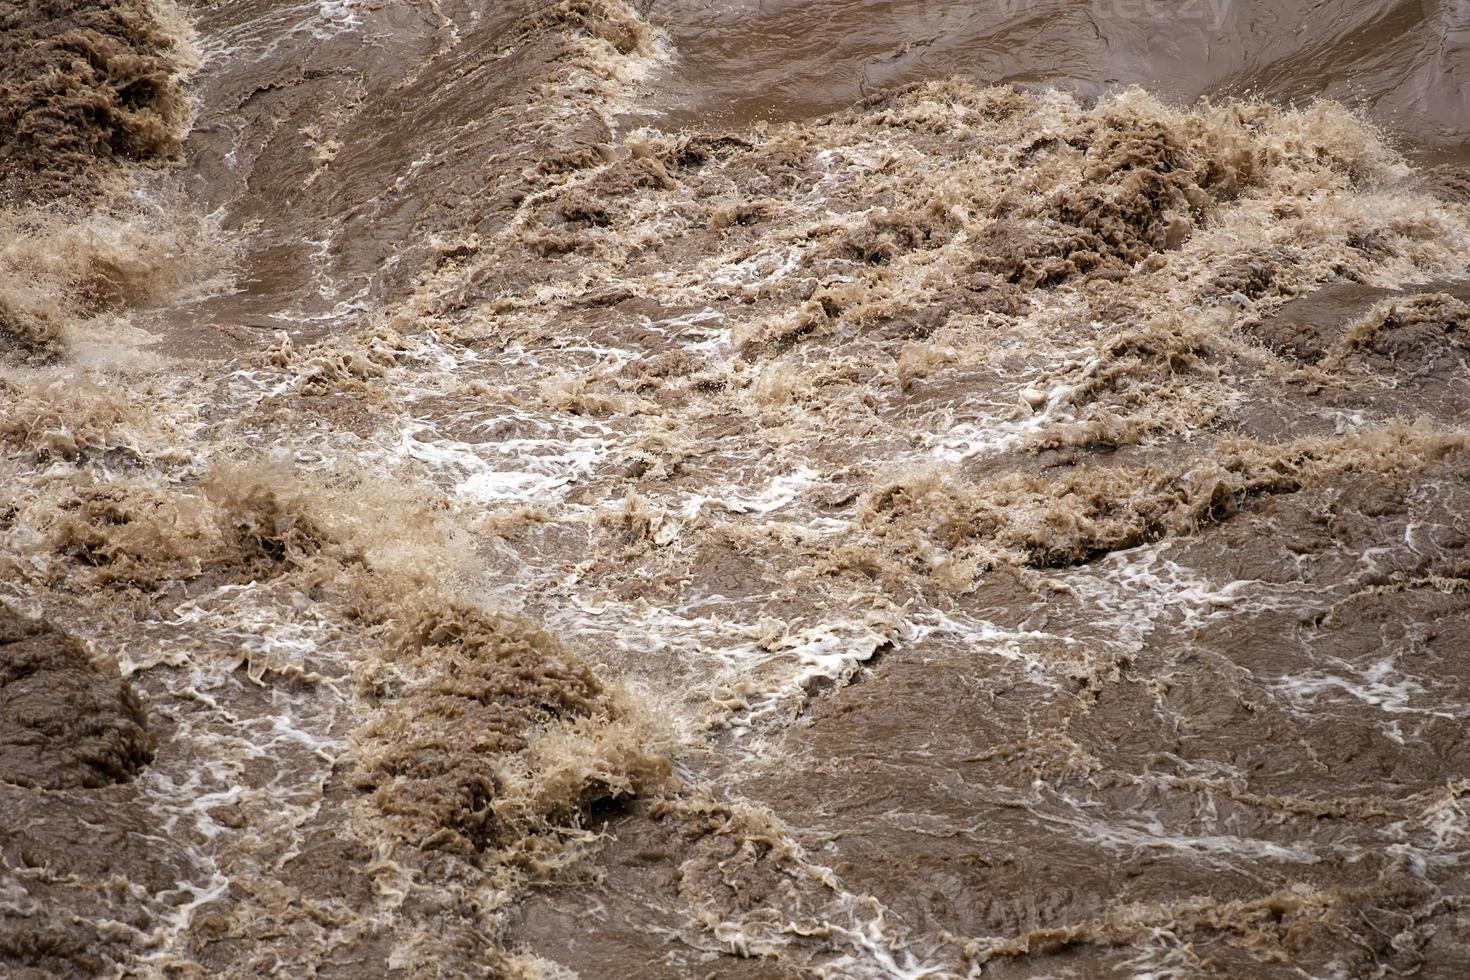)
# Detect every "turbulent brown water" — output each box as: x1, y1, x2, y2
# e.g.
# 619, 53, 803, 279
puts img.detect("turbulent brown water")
3, 1, 1470, 977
